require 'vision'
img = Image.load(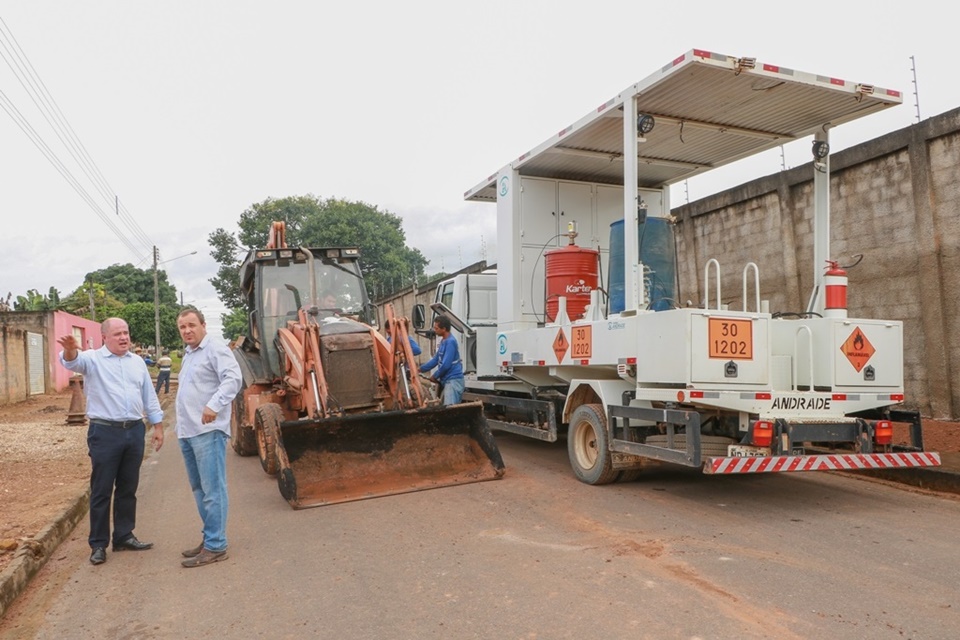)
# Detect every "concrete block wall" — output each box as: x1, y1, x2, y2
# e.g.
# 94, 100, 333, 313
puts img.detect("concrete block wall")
0, 312, 50, 405
674, 107, 960, 419
0, 324, 30, 405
